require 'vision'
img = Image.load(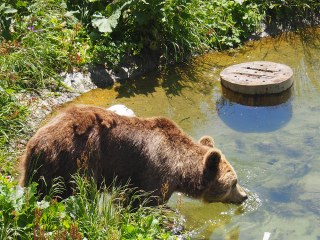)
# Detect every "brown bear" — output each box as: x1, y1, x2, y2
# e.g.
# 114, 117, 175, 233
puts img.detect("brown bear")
19, 104, 247, 205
